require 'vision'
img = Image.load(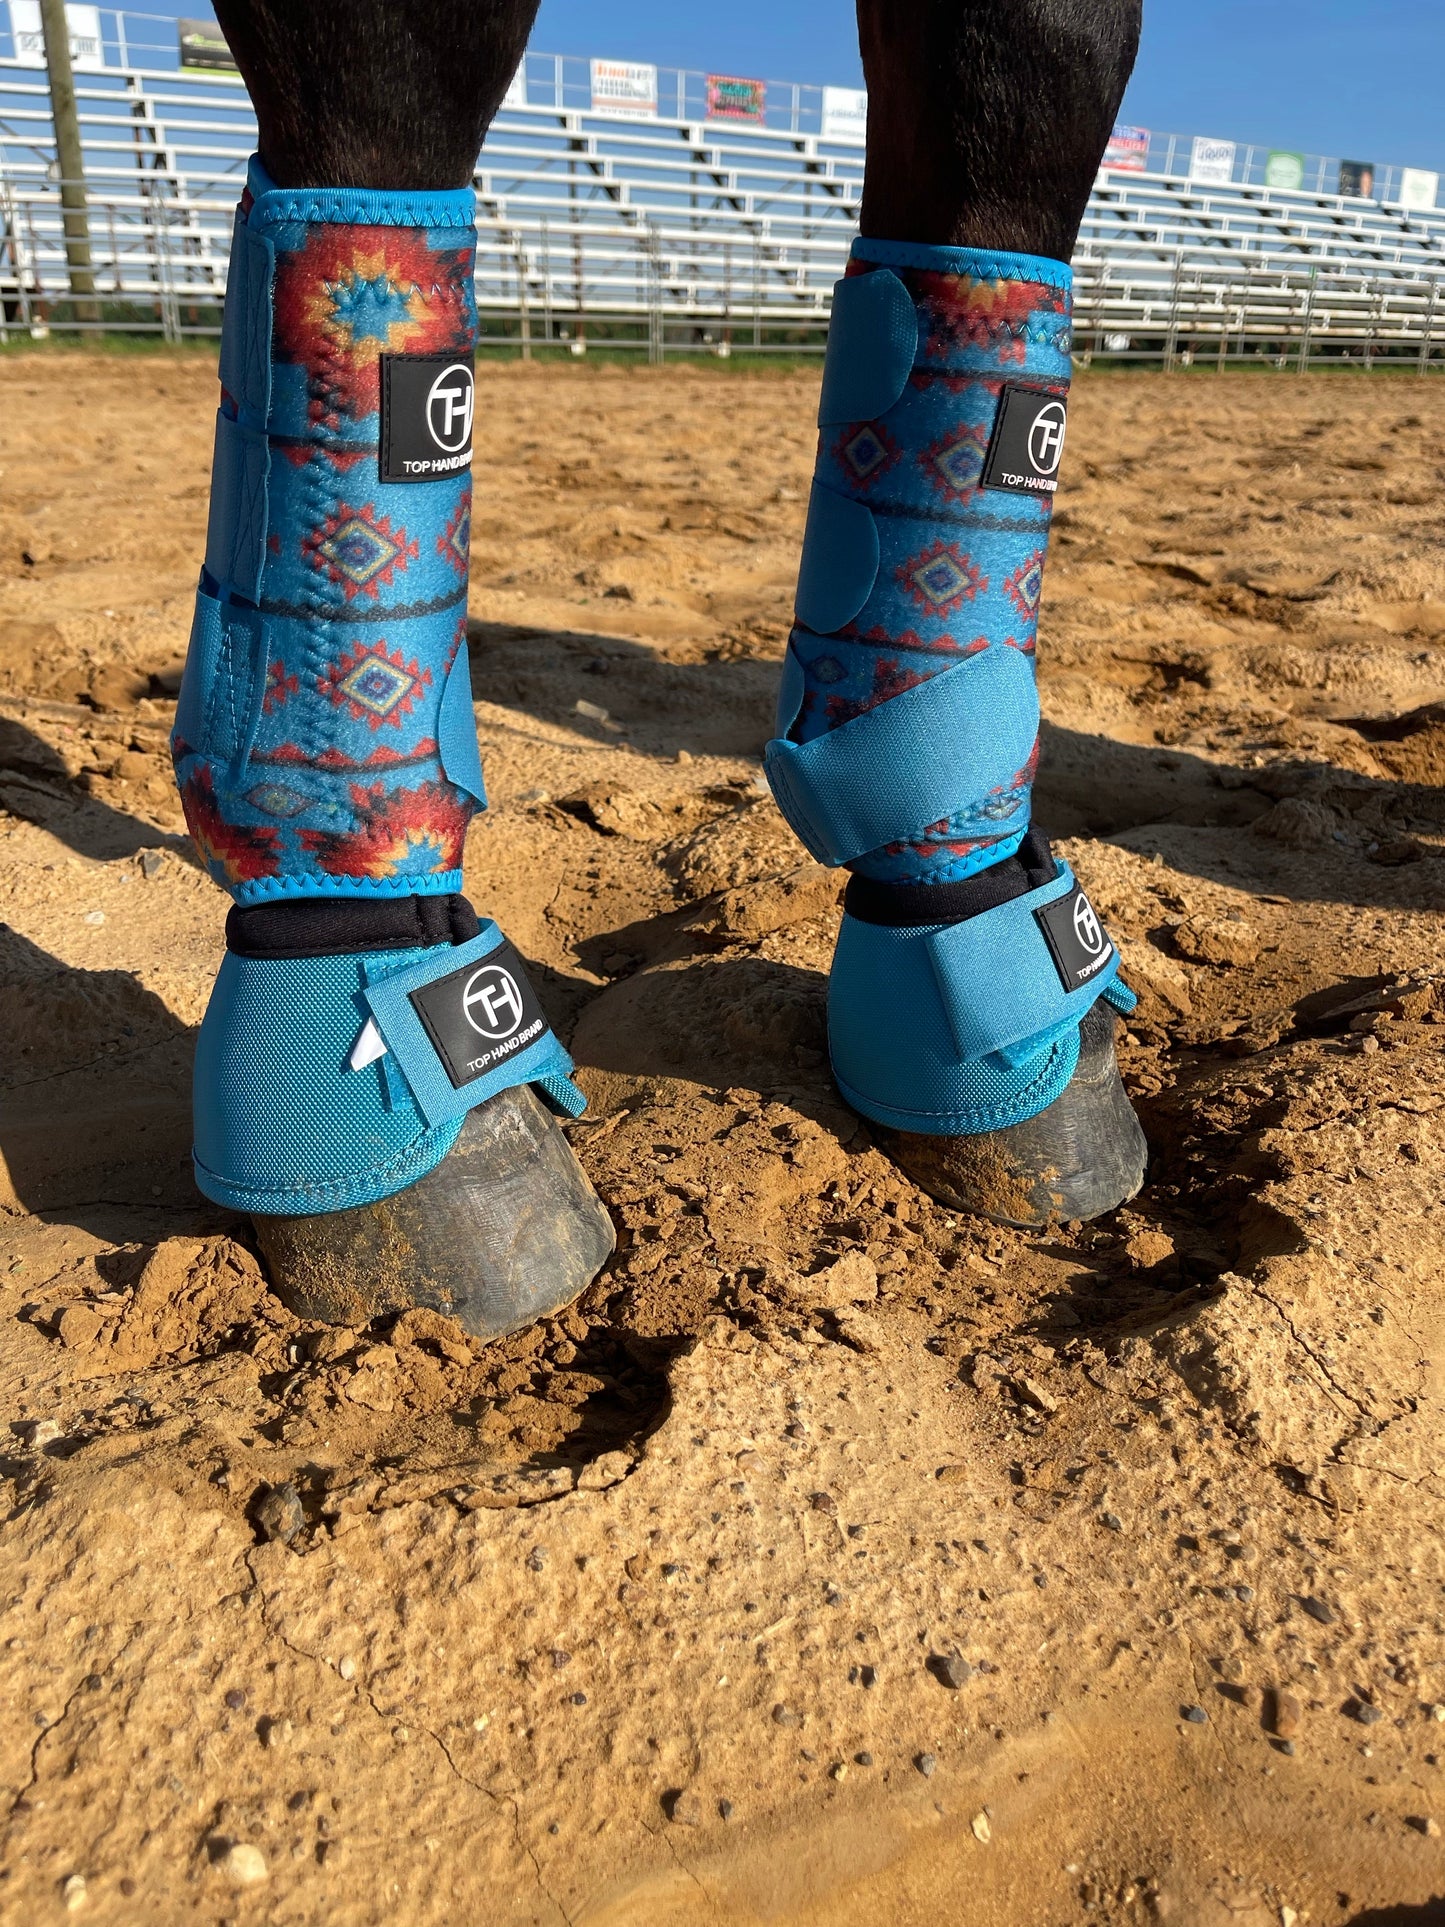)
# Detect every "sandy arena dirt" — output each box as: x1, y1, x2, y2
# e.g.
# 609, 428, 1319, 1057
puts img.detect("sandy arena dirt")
2, 356, 1445, 1926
